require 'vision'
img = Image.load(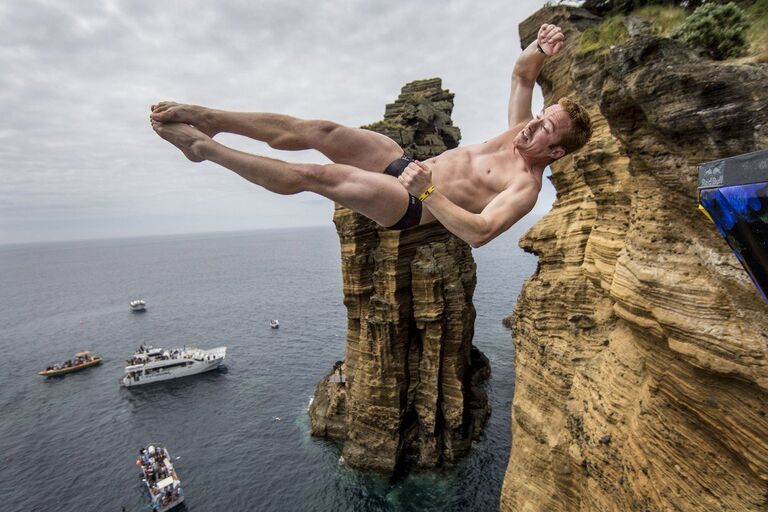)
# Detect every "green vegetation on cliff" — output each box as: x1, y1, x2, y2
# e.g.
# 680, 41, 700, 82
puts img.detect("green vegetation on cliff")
745, 0, 768, 61
635, 5, 686, 36
577, 1, 768, 61
577, 16, 629, 55
361, 119, 406, 132
673, 2, 749, 60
